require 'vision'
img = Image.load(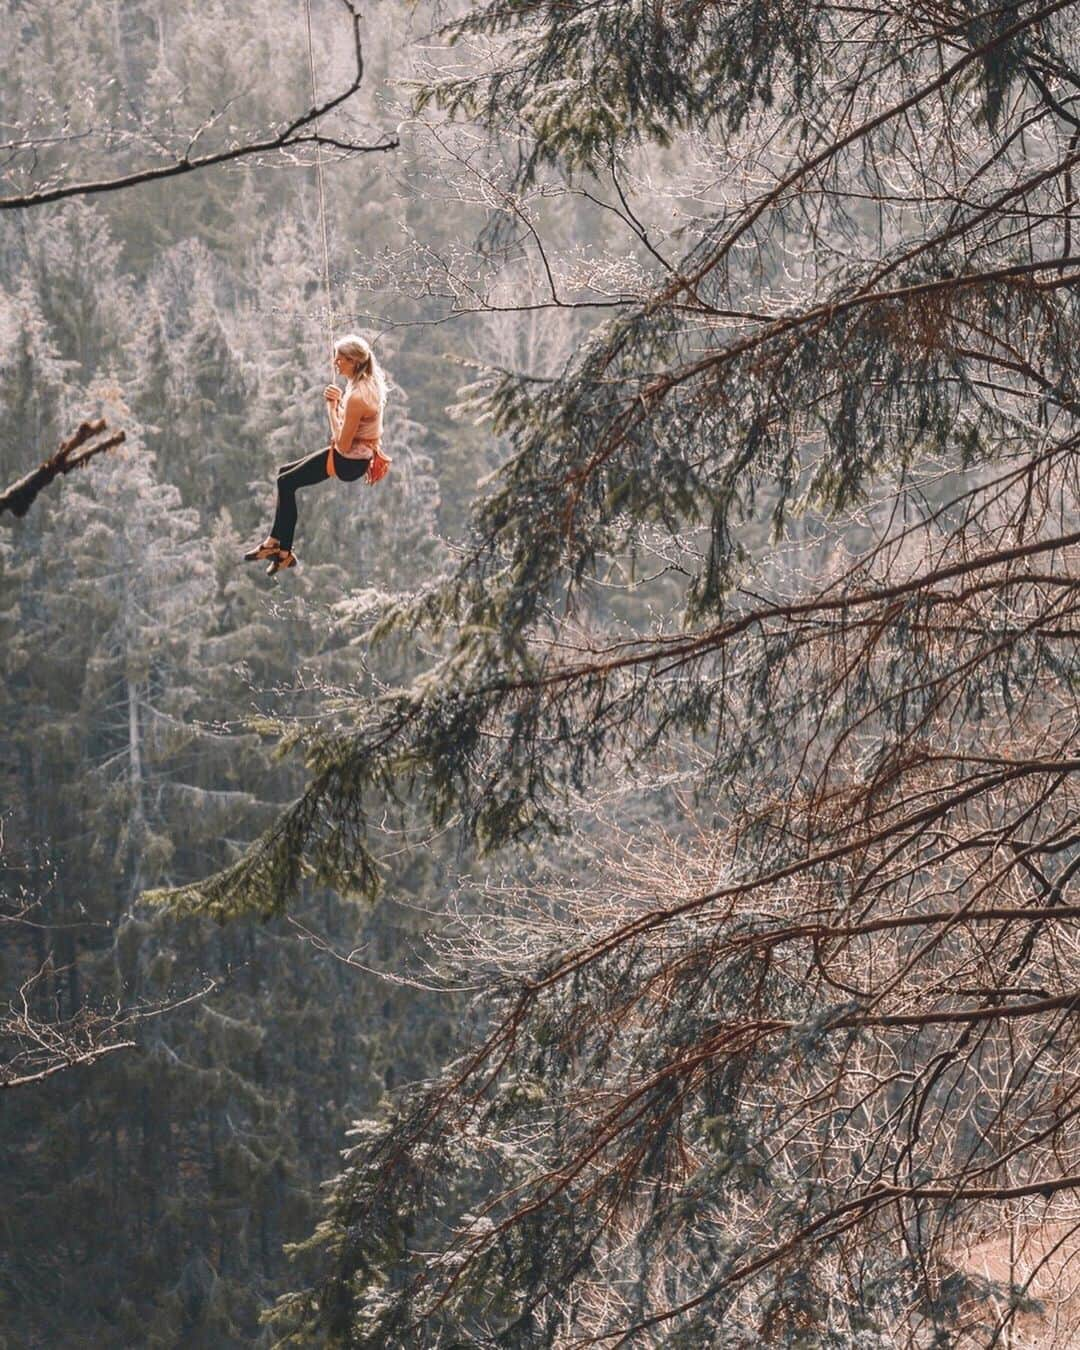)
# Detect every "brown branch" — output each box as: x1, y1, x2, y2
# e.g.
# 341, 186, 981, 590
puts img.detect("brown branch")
569, 256, 1080, 499
462, 517, 1080, 706
601, 1172, 1080, 1345
0, 420, 127, 519
727, 902, 1080, 954
0, 0, 397, 212
652, 0, 1080, 311
523, 757, 1080, 996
